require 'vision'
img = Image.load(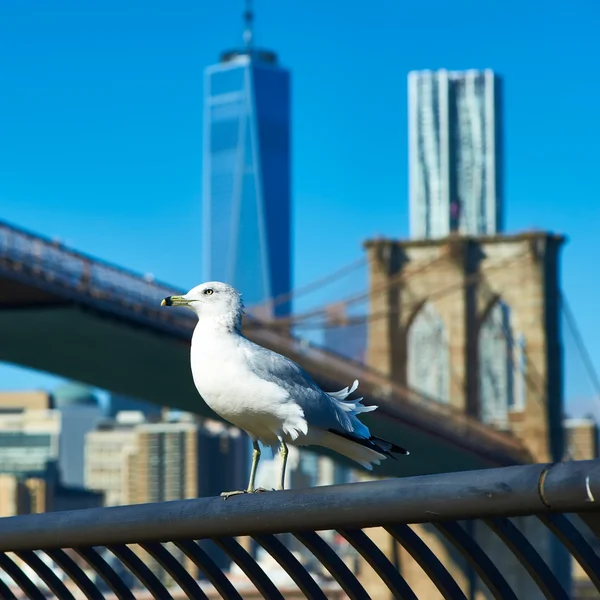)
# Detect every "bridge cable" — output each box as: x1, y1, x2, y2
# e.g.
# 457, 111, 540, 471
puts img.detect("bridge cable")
560, 292, 600, 403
